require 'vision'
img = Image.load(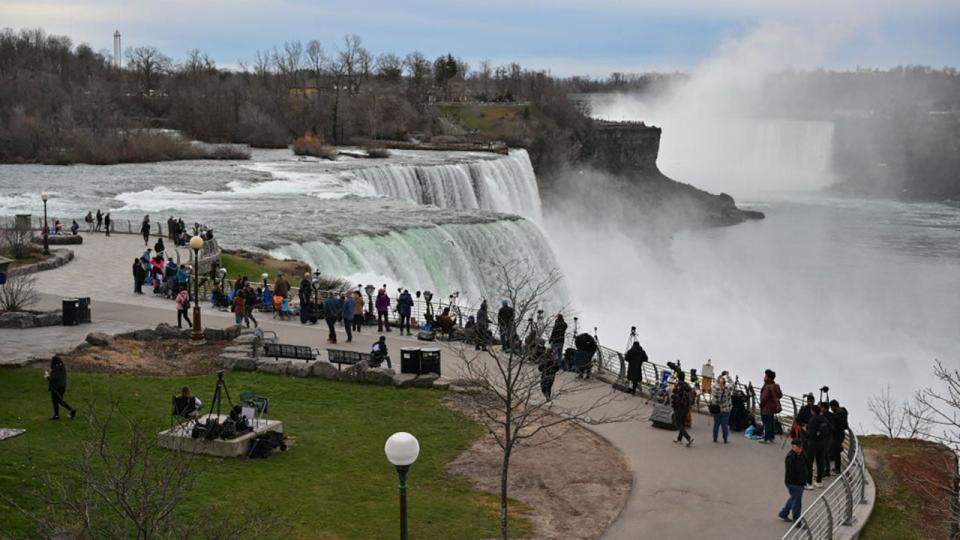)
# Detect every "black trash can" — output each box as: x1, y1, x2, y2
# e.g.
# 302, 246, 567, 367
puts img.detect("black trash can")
420, 348, 441, 376
78, 297, 91, 323
62, 298, 80, 326
400, 348, 421, 375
